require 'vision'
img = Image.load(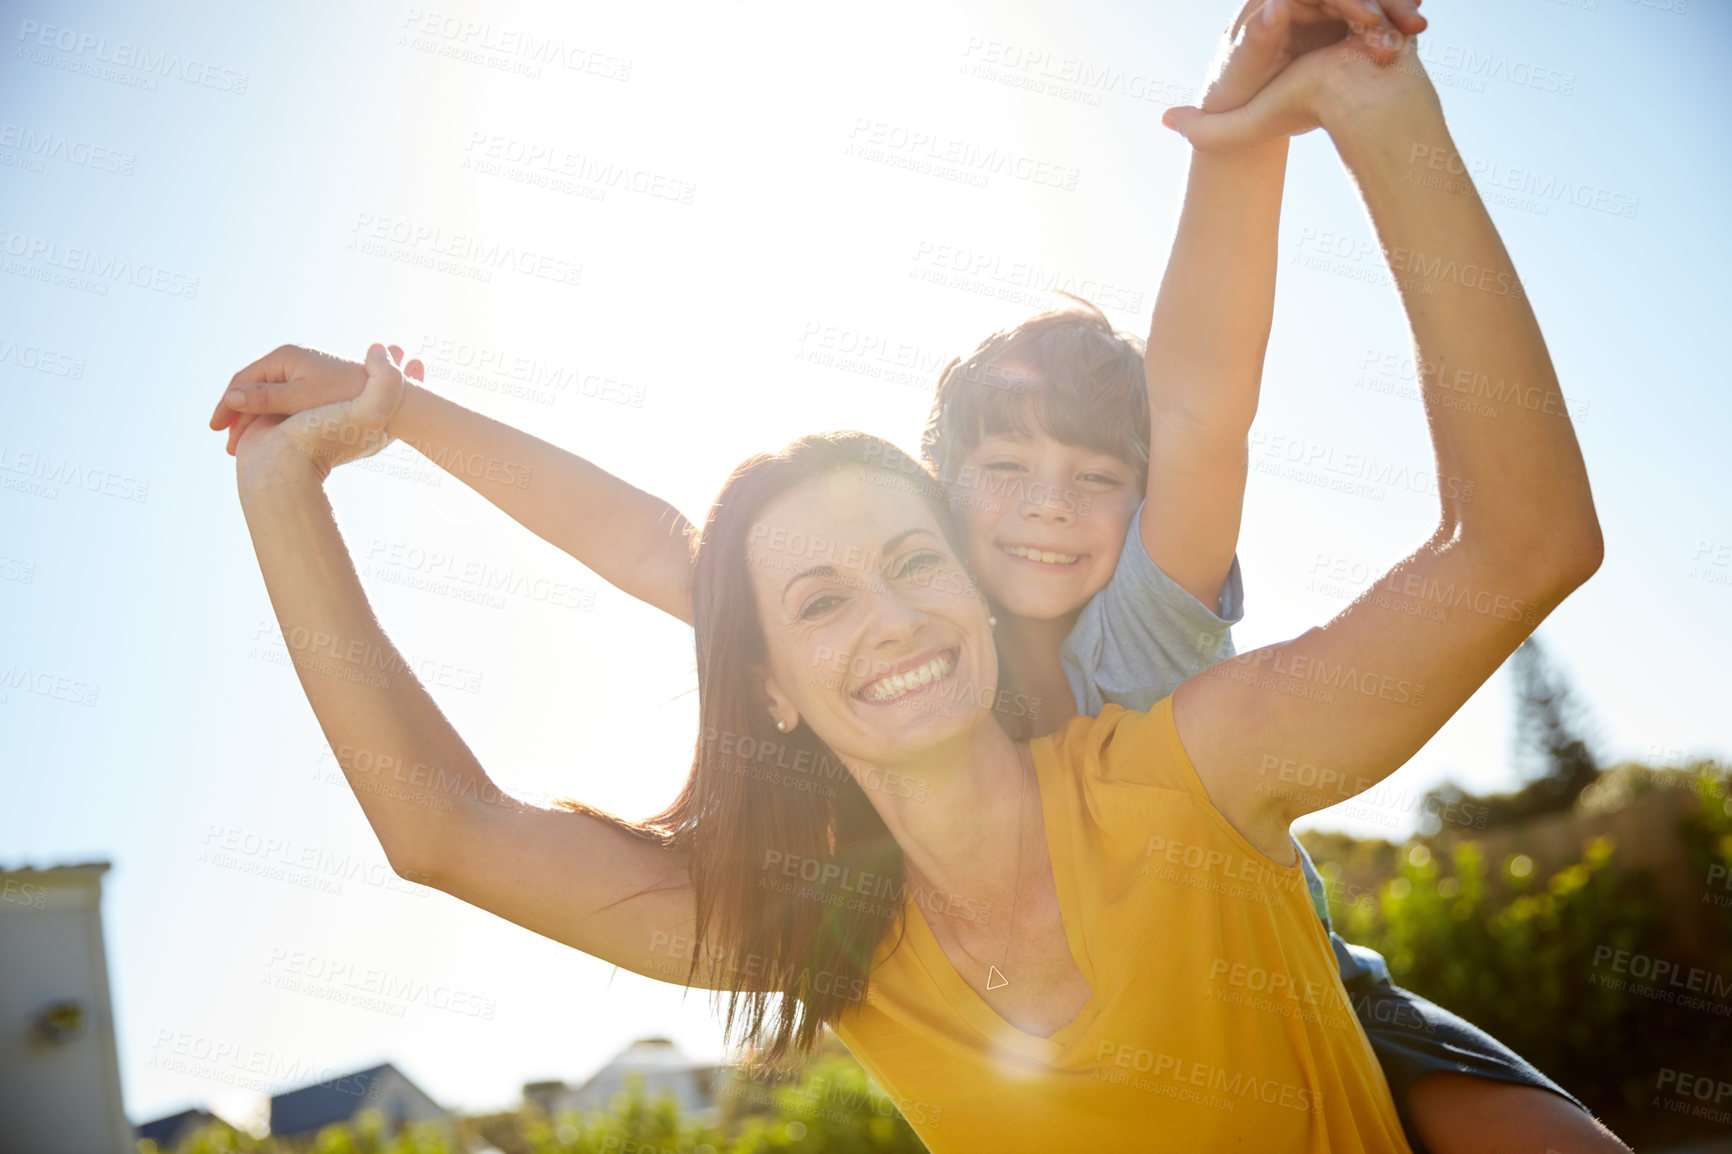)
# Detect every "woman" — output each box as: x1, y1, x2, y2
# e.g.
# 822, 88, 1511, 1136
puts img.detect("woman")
228, 29, 1624, 1154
